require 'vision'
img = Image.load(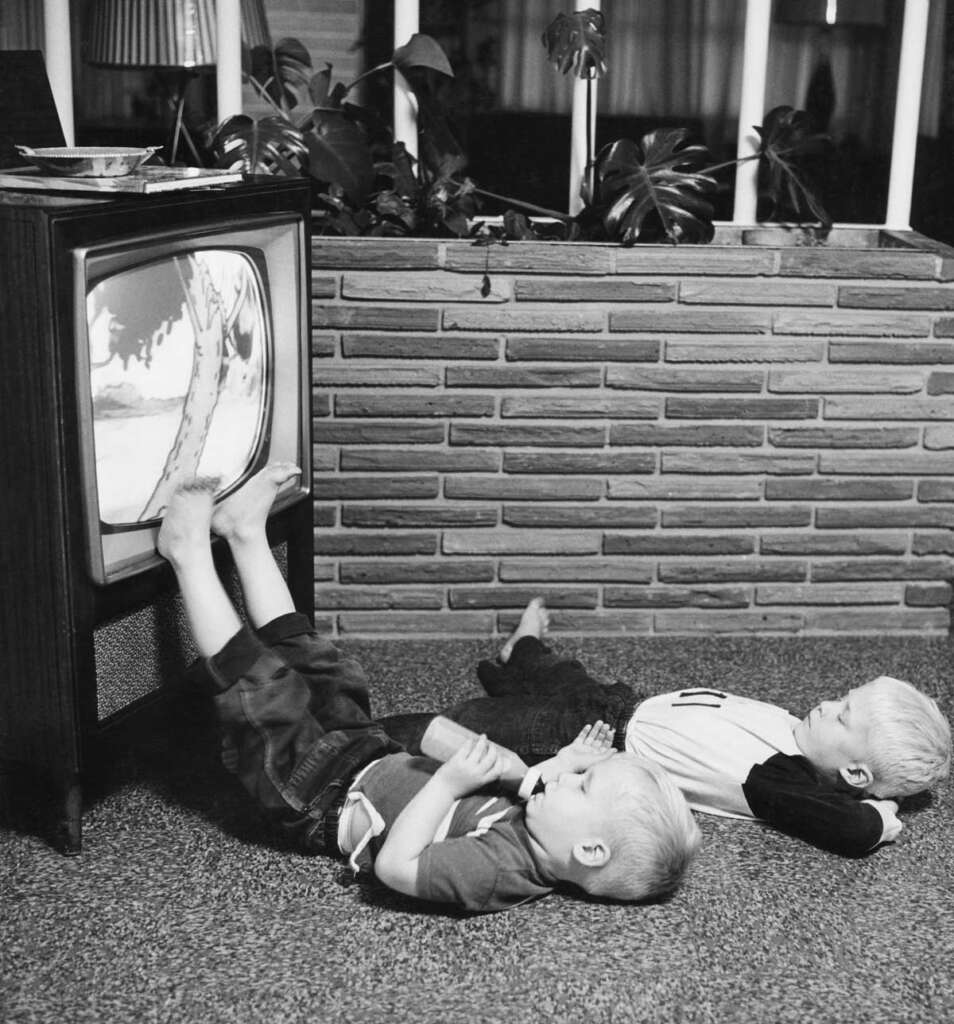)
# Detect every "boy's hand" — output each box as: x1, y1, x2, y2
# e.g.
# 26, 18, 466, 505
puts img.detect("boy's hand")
522, 722, 616, 796
376, 733, 504, 900
553, 721, 616, 774
435, 733, 505, 798
864, 798, 903, 844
